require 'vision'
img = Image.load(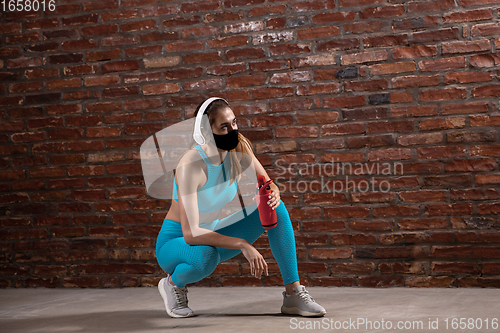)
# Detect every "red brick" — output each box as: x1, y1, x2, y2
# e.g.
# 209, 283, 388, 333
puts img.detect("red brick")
323, 95, 365, 108
312, 11, 354, 24
30, 167, 65, 178
359, 5, 404, 19
101, 60, 140, 74
444, 71, 492, 84
27, 117, 63, 129
32, 143, 65, 154
208, 36, 247, 49
67, 166, 105, 176
472, 84, 500, 97
123, 72, 162, 84
227, 75, 266, 87
70, 189, 106, 201
462, 0, 500, 5
61, 39, 98, 51
369, 61, 415, 75
473, 55, 500, 70
250, 59, 290, 71
226, 48, 266, 61
81, 24, 118, 37
120, 19, 156, 33
62, 14, 99, 26
48, 178, 86, 189
443, 8, 493, 23
25, 68, 60, 79
165, 41, 205, 52
269, 43, 311, 55
224, 20, 264, 34
408, 0, 454, 13
5, 32, 40, 44
297, 83, 340, 95
417, 145, 467, 159
68, 141, 105, 151
11, 131, 46, 143
419, 87, 467, 101
142, 83, 181, 95
0, 121, 24, 132
363, 34, 408, 49
418, 56, 466, 71
9, 81, 43, 93
419, 117, 466, 130
413, 27, 459, 43
252, 87, 294, 99
46, 104, 81, 115
392, 74, 440, 89
183, 79, 223, 91
183, 52, 222, 64
339, 0, 384, 6
471, 22, 500, 37
469, 113, 500, 127
442, 39, 491, 55
50, 154, 85, 165
48, 128, 84, 140
342, 50, 387, 65
297, 26, 340, 40
86, 102, 122, 113
344, 21, 385, 34
276, 126, 318, 138
84, 75, 120, 87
